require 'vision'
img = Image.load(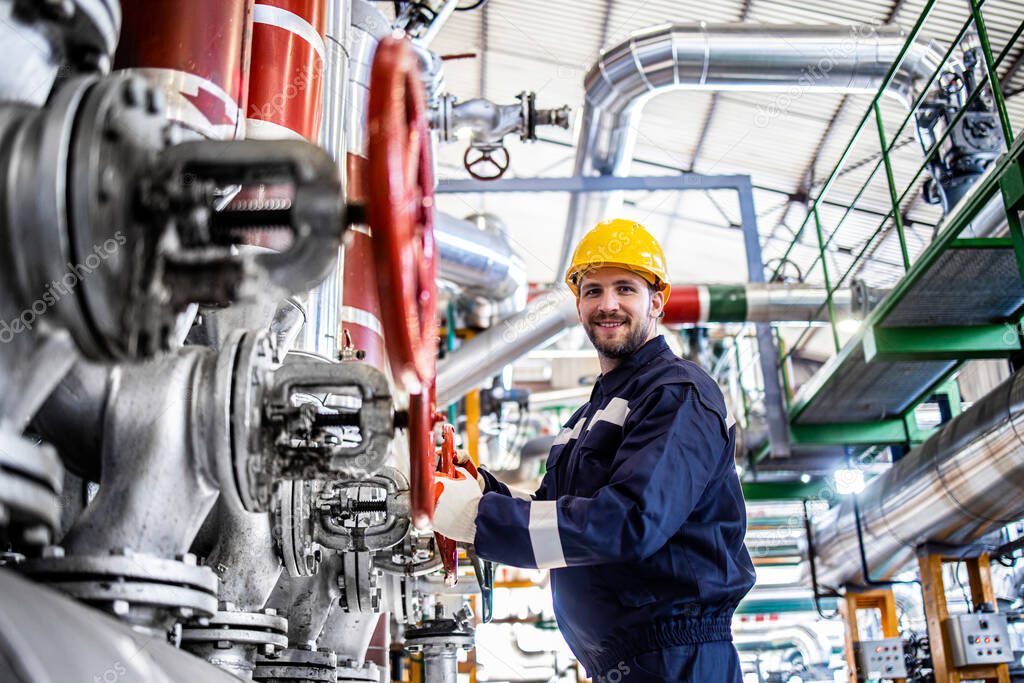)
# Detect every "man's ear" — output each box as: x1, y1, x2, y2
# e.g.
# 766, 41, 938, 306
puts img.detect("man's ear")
650, 289, 665, 319
576, 295, 584, 323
